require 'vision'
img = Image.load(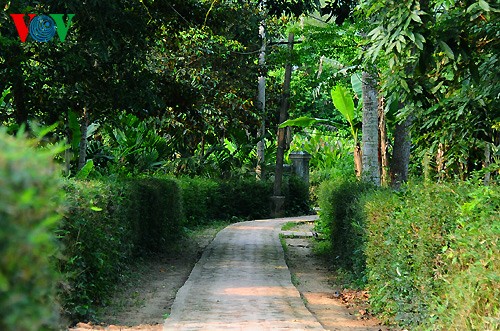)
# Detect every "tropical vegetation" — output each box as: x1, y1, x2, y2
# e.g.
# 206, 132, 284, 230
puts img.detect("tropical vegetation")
1, 0, 498, 329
